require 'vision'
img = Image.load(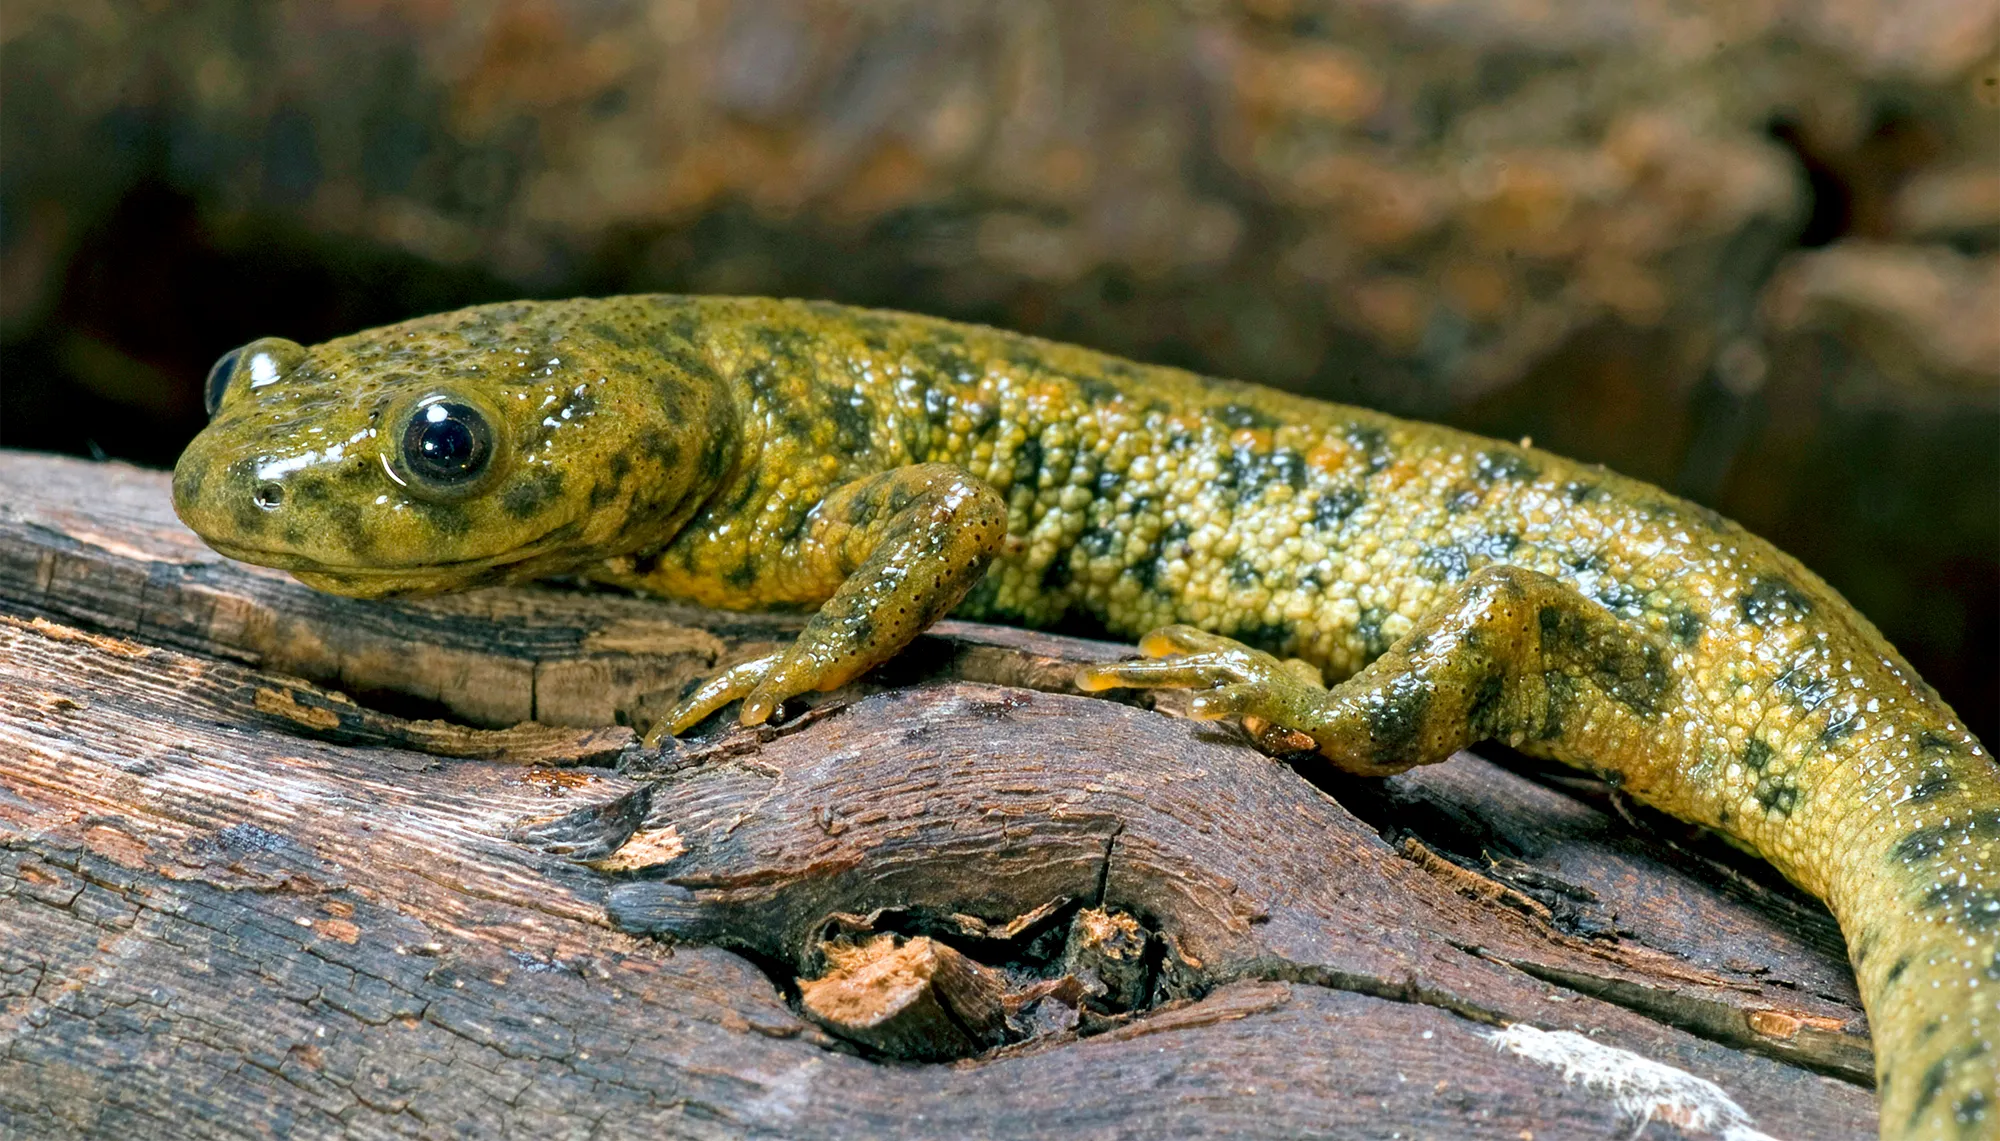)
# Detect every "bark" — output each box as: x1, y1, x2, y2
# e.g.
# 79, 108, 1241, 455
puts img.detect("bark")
0, 450, 1878, 1139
